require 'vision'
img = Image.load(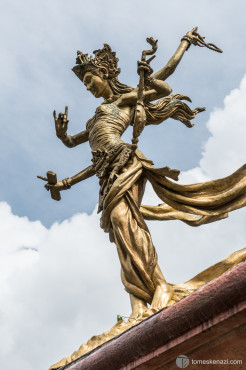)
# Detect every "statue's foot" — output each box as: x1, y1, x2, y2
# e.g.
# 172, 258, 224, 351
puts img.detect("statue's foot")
129, 294, 148, 320
150, 283, 173, 311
